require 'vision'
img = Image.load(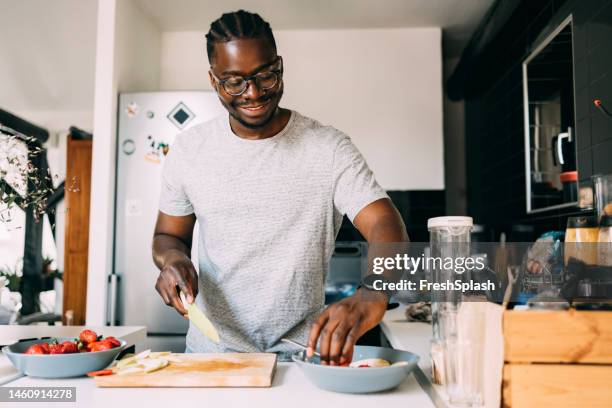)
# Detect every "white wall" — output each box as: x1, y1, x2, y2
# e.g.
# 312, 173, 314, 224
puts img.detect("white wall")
159, 28, 444, 190
87, 0, 161, 325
